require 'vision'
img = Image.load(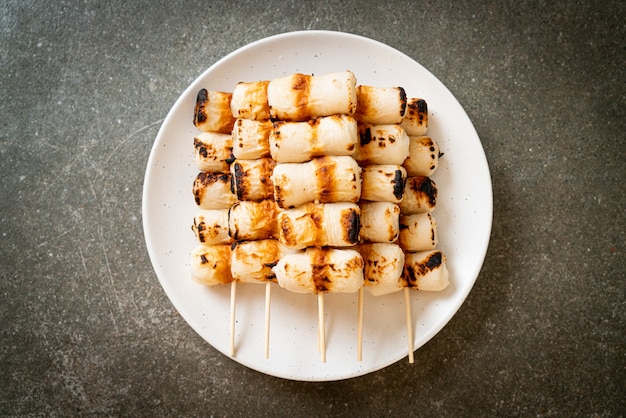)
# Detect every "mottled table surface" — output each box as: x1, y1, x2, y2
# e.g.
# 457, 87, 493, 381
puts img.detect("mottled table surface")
1, 1, 624, 416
